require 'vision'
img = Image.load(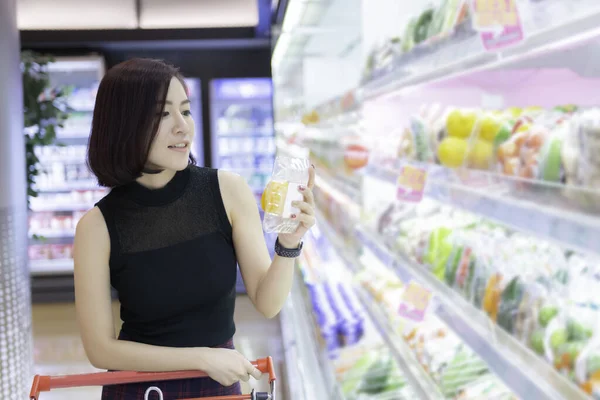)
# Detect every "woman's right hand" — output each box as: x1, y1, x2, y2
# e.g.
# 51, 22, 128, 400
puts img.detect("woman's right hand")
199, 348, 262, 387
